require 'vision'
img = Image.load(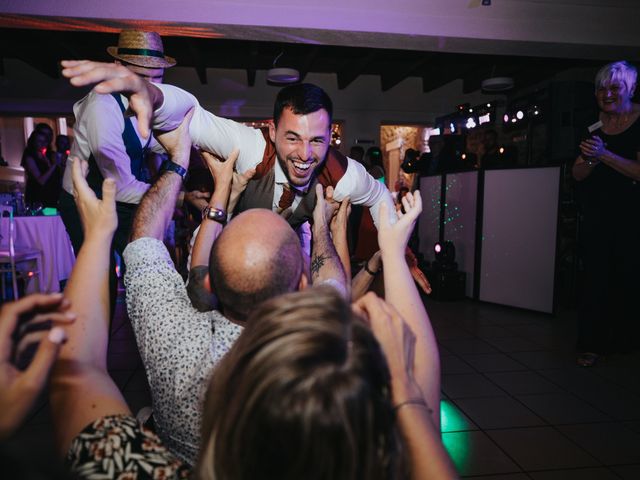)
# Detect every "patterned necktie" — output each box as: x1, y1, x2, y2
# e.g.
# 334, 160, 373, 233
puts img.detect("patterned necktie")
277, 183, 296, 213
